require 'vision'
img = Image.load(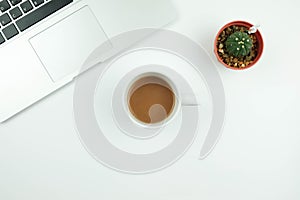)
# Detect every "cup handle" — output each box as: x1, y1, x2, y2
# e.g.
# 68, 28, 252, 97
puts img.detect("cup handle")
181, 93, 200, 106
